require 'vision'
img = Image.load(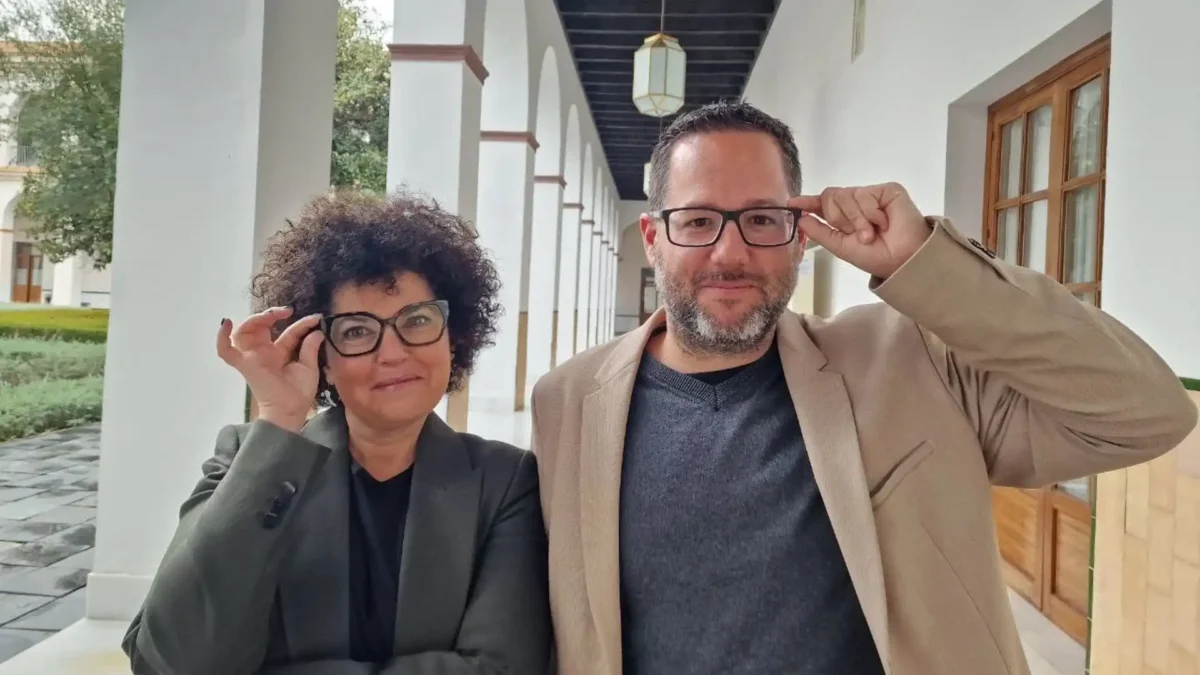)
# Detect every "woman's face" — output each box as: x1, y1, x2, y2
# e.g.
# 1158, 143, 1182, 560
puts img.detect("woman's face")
322, 271, 452, 429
